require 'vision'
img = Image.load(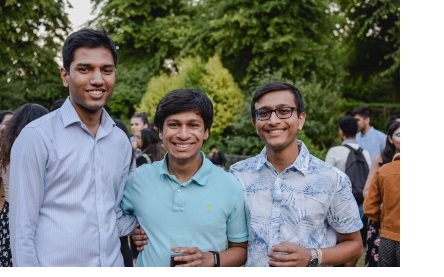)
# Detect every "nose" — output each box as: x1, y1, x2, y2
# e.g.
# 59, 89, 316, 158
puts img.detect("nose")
268, 110, 282, 123
176, 125, 191, 139
90, 69, 104, 85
